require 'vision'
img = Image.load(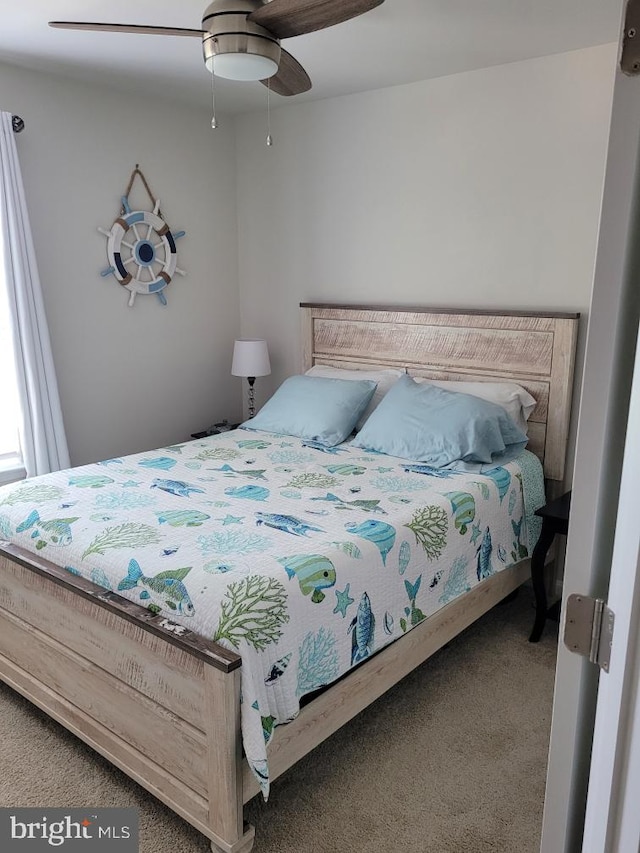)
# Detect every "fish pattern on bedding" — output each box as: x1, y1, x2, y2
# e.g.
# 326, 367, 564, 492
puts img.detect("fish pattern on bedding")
0, 431, 544, 796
